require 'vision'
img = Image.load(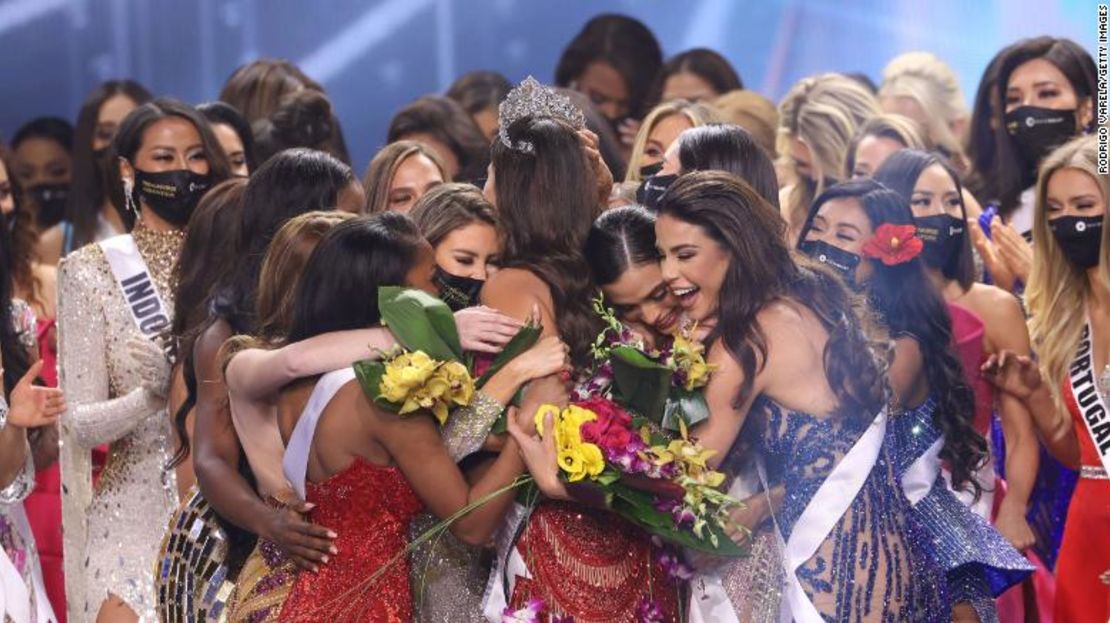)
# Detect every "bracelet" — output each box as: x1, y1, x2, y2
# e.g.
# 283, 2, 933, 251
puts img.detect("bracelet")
0, 398, 8, 432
